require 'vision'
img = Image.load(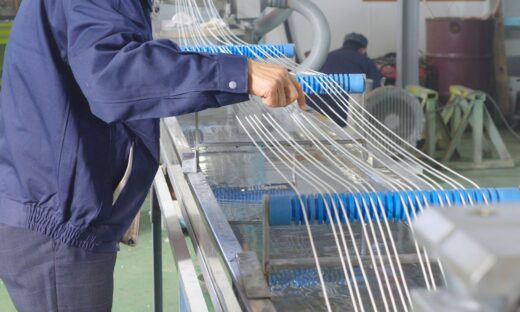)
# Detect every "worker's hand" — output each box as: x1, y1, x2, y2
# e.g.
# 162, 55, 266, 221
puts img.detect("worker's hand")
247, 60, 306, 109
